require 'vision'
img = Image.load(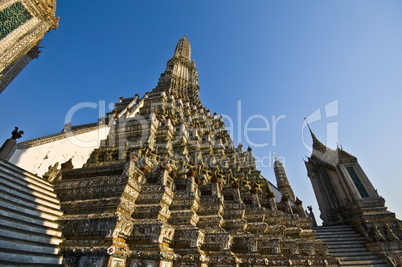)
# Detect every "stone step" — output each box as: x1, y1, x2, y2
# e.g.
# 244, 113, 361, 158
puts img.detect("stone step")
326, 243, 366, 249
315, 231, 360, 236
0, 194, 63, 218
324, 240, 366, 246
315, 235, 366, 241
0, 185, 60, 210
0, 206, 59, 230
329, 247, 371, 253
340, 259, 387, 266
326, 245, 367, 250
330, 250, 377, 257
314, 227, 359, 232
0, 161, 63, 266
0, 249, 62, 265
0, 225, 63, 246
313, 225, 387, 266
315, 231, 362, 236
0, 172, 57, 200
321, 236, 365, 242
317, 238, 366, 244
313, 226, 355, 230
0, 235, 59, 255
339, 255, 382, 261
0, 178, 60, 206
314, 229, 356, 233
0, 261, 62, 267
0, 161, 55, 194
313, 225, 354, 230
0, 160, 54, 186
0, 214, 62, 237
